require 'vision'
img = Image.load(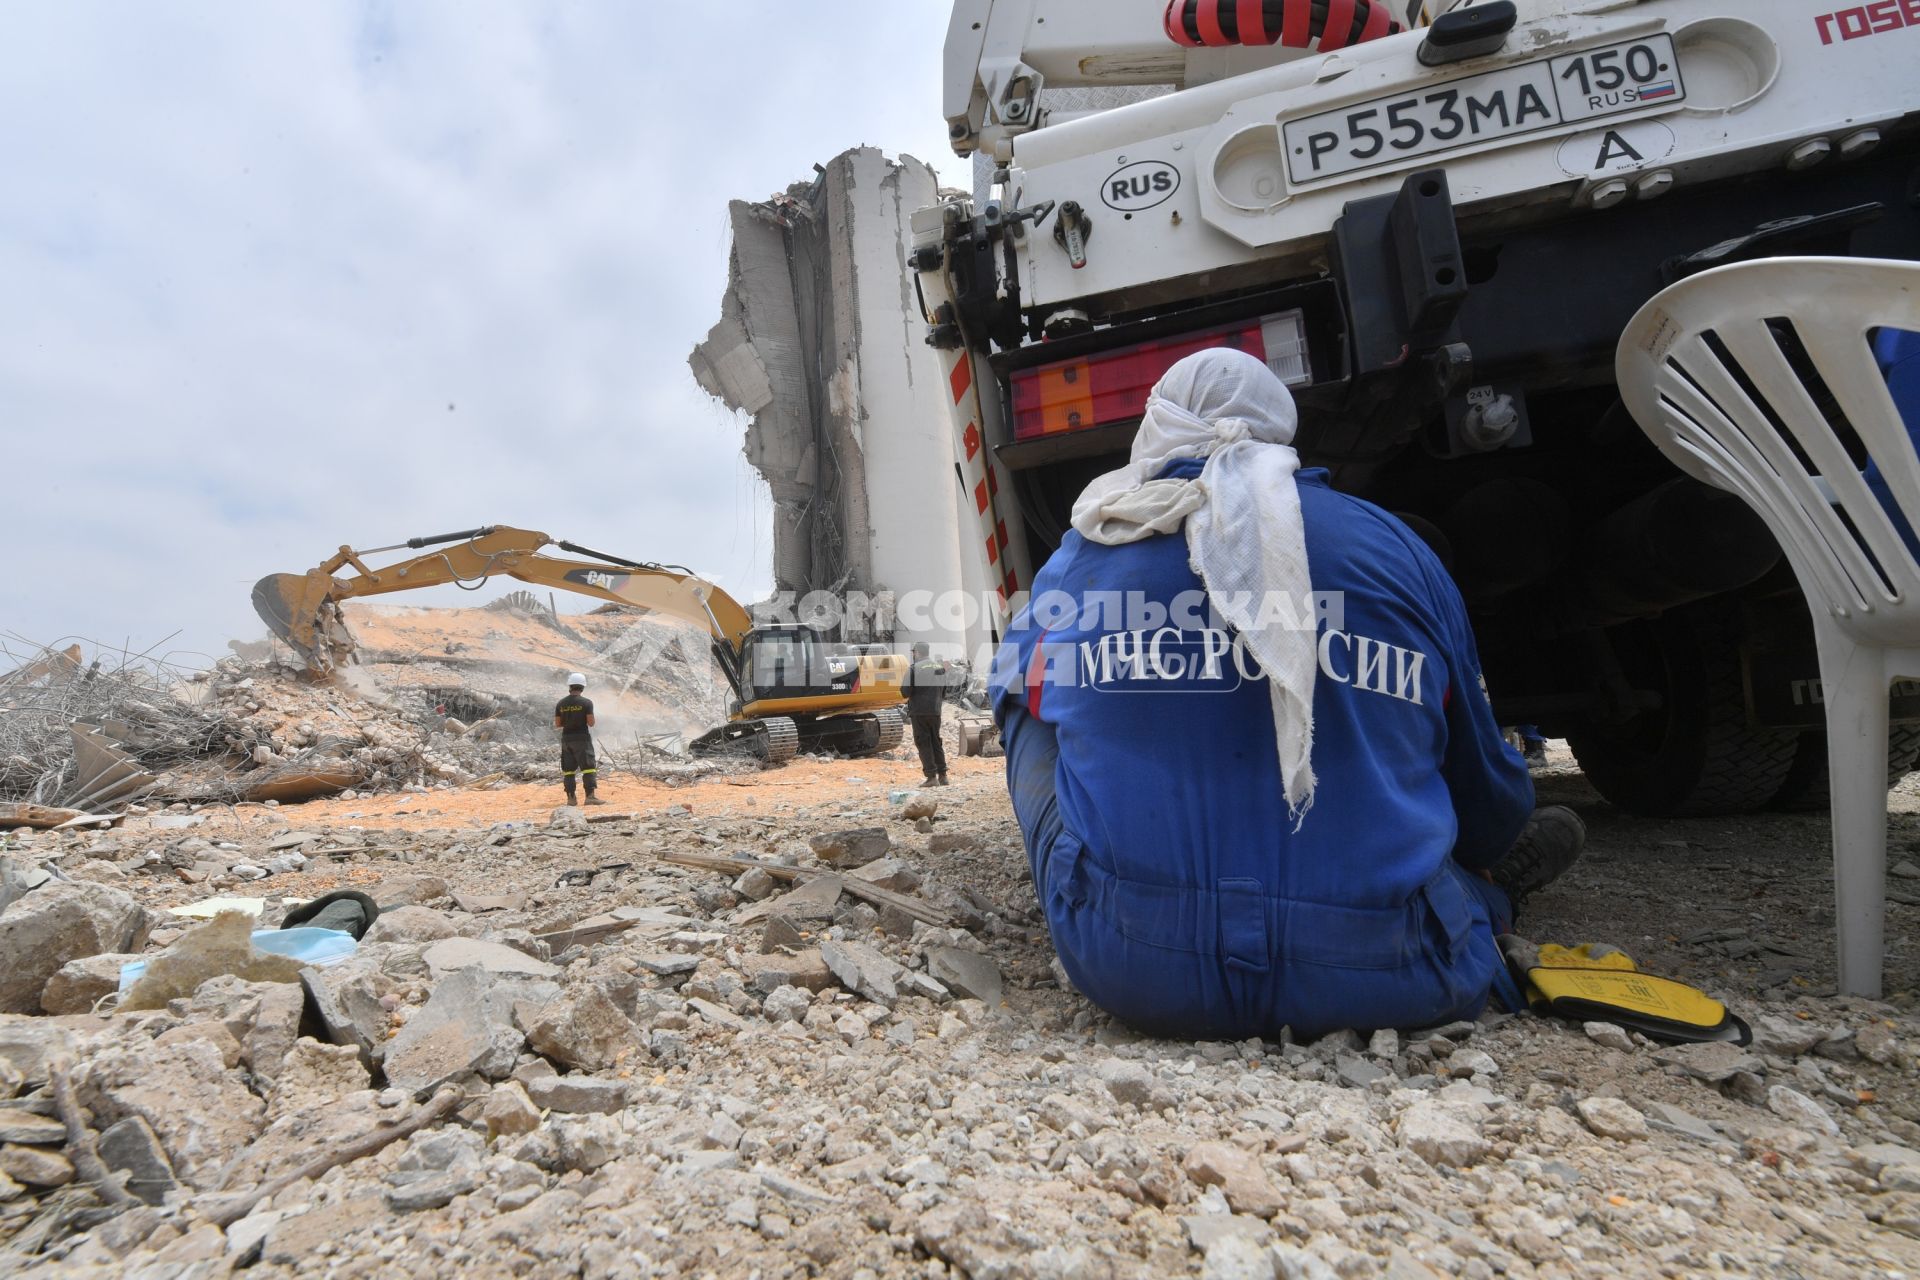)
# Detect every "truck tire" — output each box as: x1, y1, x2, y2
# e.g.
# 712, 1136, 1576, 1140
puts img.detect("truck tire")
1770, 726, 1920, 812
1566, 603, 1799, 817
